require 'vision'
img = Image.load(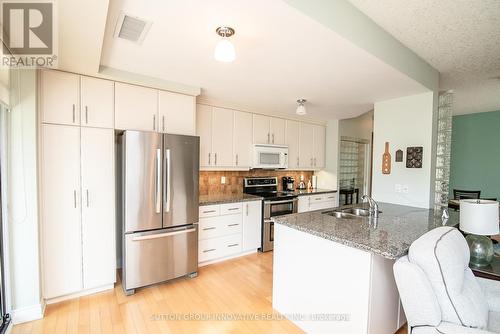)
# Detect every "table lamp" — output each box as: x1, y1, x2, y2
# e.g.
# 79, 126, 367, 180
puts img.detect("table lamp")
460, 199, 500, 267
